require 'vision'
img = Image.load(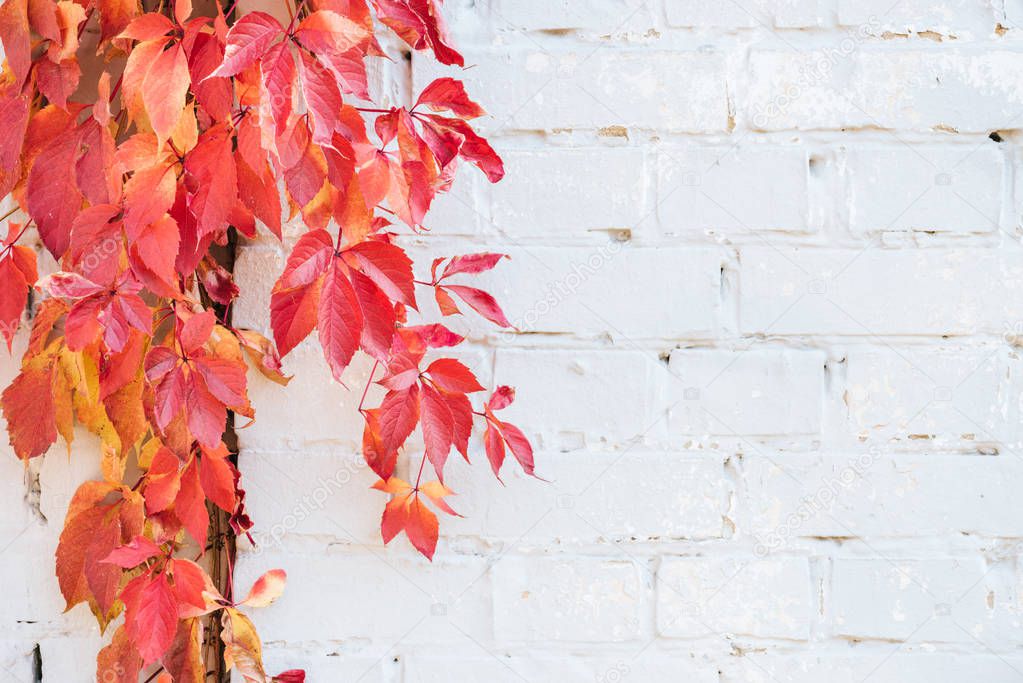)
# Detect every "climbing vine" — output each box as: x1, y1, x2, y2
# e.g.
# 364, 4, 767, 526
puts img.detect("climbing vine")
0, 0, 534, 679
